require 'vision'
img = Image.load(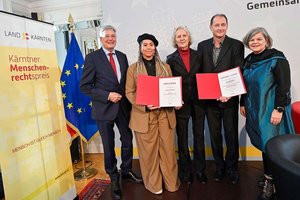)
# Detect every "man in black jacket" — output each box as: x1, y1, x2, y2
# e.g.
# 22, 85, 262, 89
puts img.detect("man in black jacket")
197, 14, 244, 184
